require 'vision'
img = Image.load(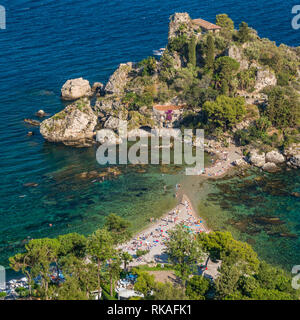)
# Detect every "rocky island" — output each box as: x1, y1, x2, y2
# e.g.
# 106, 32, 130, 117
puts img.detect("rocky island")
39, 13, 300, 173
